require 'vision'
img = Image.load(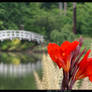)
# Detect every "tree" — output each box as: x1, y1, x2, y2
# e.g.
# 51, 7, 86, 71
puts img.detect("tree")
73, 2, 77, 34
64, 2, 67, 16
58, 2, 63, 15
